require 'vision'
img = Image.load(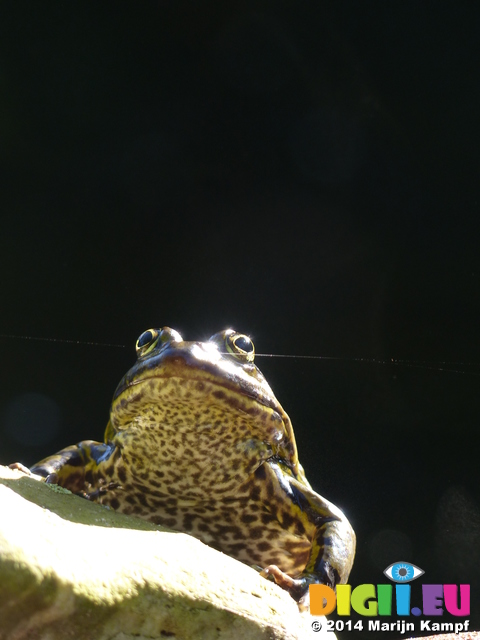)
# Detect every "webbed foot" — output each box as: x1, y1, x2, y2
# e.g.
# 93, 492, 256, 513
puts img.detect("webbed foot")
80, 482, 121, 501
8, 462, 33, 475
260, 564, 310, 607
9, 462, 60, 485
